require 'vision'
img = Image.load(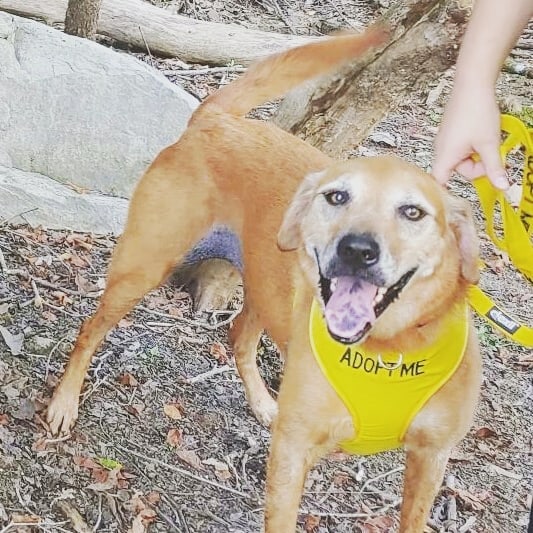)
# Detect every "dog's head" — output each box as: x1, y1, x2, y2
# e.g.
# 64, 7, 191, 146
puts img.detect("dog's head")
278, 156, 479, 344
